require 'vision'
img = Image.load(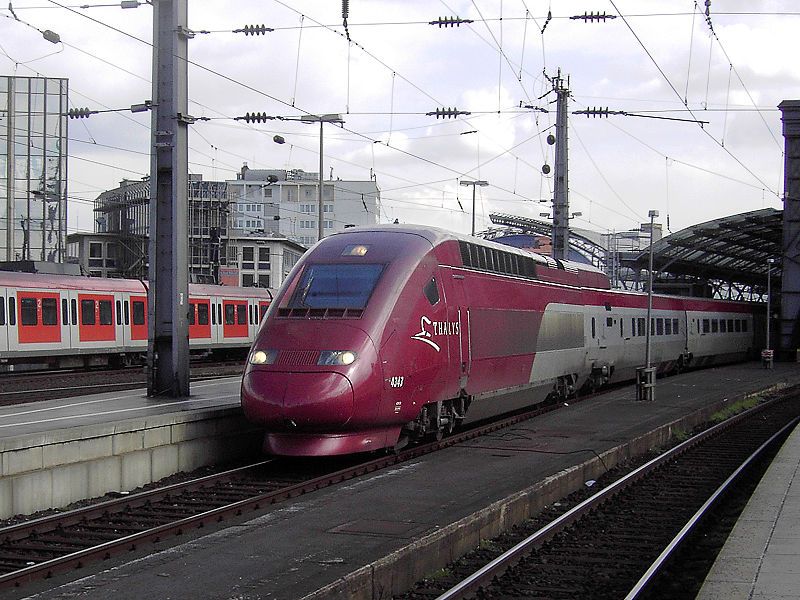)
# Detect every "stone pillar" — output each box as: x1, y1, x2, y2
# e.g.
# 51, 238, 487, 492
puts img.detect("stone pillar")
778, 100, 800, 360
